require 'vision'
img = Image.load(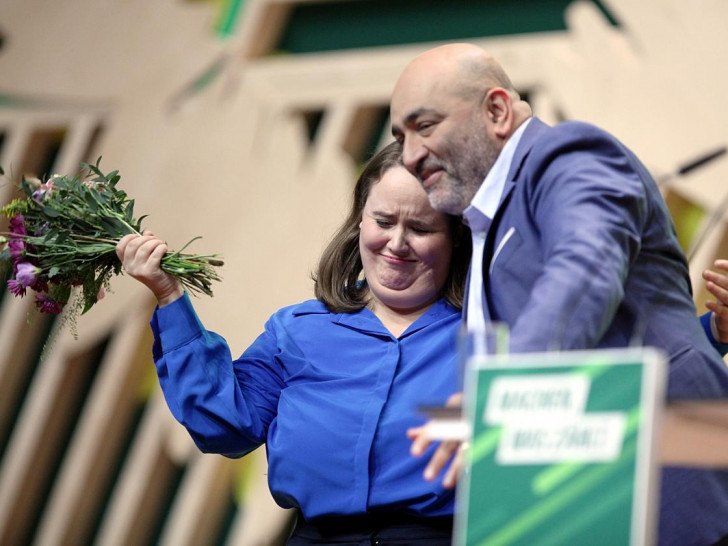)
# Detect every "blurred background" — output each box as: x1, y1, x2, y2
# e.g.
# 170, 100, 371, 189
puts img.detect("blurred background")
0, 0, 726, 544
